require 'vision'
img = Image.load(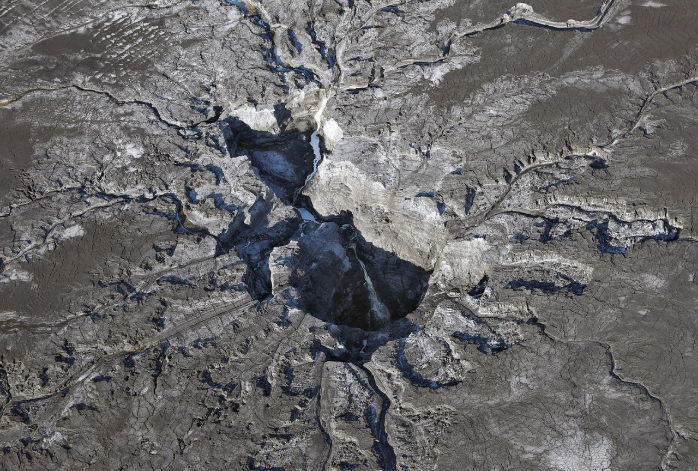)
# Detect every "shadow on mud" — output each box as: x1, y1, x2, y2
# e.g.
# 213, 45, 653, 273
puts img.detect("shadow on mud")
291, 212, 430, 332
223, 115, 315, 203
220, 115, 431, 348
